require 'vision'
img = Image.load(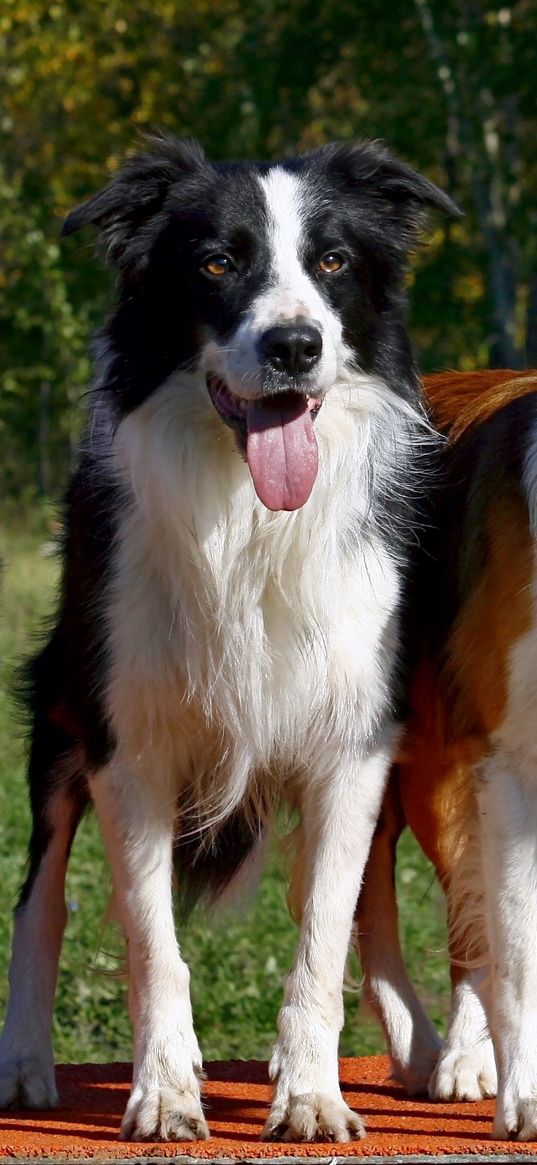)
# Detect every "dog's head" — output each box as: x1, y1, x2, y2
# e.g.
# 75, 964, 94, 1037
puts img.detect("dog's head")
64, 136, 458, 510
